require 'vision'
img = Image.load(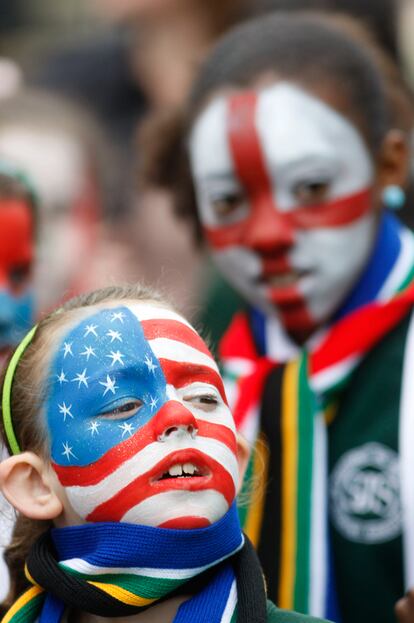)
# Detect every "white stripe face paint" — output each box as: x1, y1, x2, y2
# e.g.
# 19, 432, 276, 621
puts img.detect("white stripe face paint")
189, 82, 378, 334
122, 489, 229, 525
